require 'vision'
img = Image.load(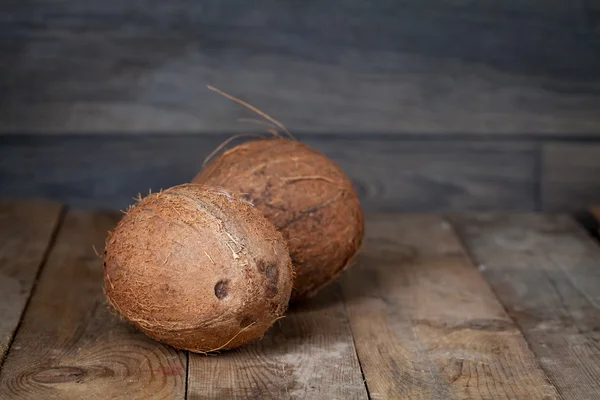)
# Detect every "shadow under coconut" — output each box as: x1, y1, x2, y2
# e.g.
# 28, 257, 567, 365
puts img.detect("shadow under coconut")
195, 282, 363, 397
287, 282, 344, 313
331, 243, 418, 306
217, 284, 352, 359
232, 250, 393, 354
